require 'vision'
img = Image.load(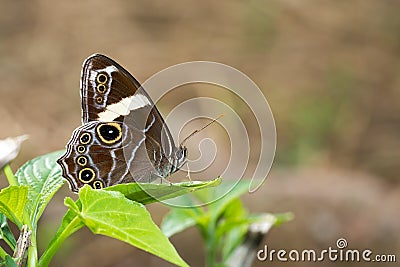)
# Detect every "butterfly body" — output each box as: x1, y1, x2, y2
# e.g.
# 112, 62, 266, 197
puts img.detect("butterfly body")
58, 54, 187, 192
